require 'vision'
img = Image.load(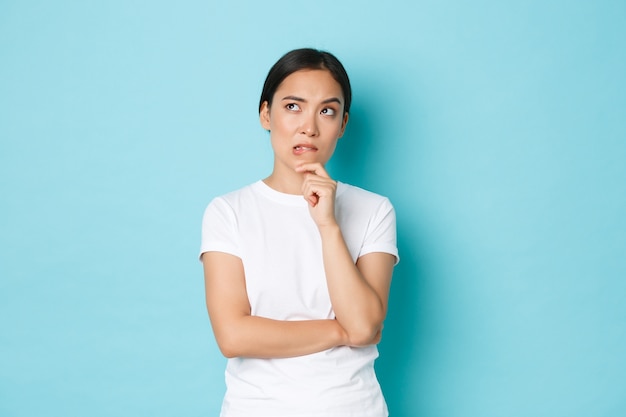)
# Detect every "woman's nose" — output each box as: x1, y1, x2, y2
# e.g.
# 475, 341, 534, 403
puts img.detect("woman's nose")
300, 113, 319, 136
